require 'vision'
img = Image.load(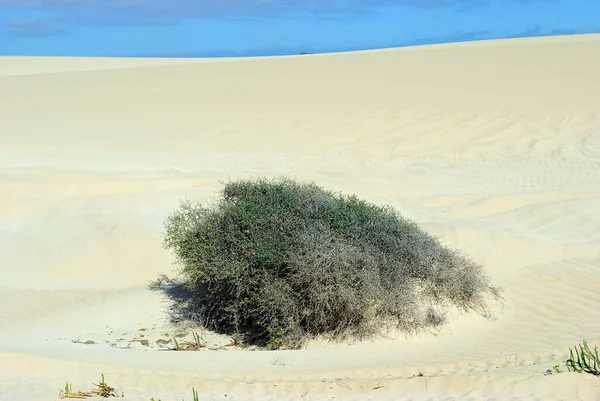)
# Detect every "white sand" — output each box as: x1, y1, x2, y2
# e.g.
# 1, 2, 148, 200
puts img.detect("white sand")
1, 34, 599, 400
